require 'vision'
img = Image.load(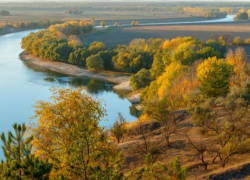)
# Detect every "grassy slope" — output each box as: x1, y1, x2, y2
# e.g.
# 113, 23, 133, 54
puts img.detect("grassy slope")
119, 111, 250, 179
